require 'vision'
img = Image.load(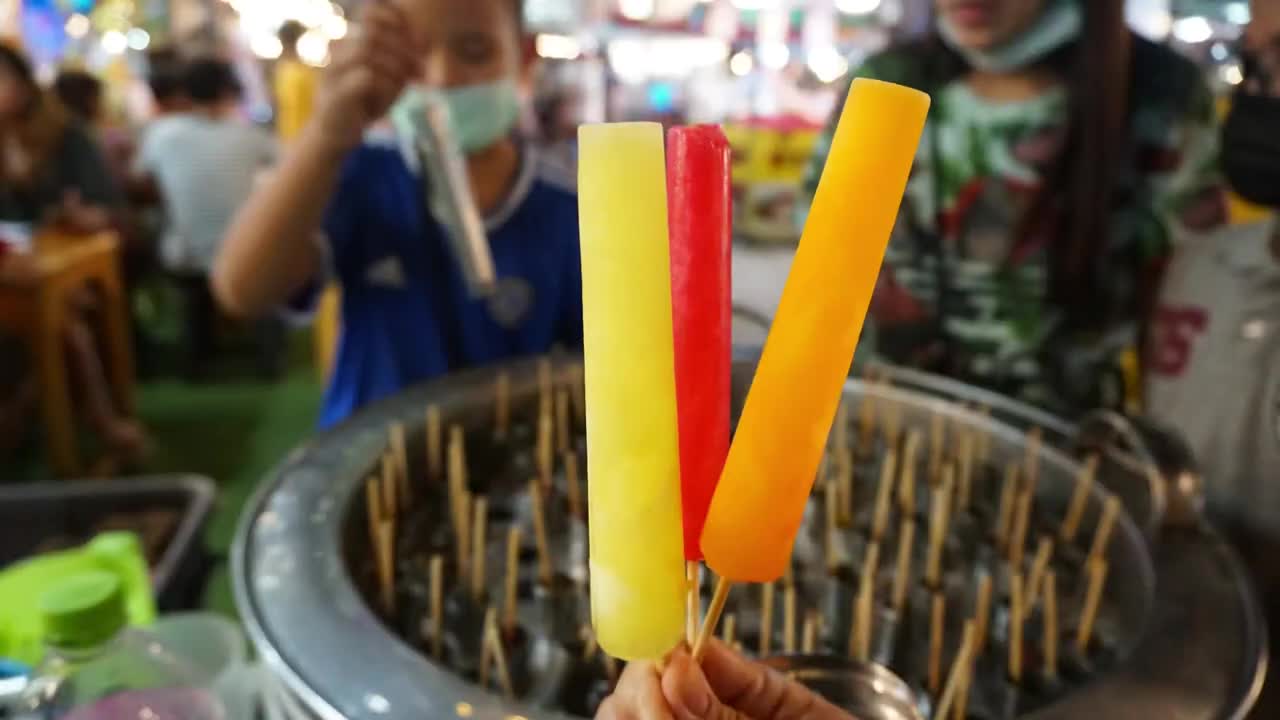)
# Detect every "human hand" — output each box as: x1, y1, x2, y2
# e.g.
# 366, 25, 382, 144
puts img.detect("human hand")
0, 248, 37, 284
313, 0, 422, 152
597, 641, 855, 720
